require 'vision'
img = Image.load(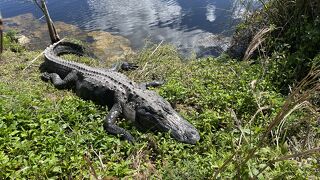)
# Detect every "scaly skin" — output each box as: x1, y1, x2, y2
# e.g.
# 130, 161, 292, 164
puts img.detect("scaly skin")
40, 41, 200, 144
